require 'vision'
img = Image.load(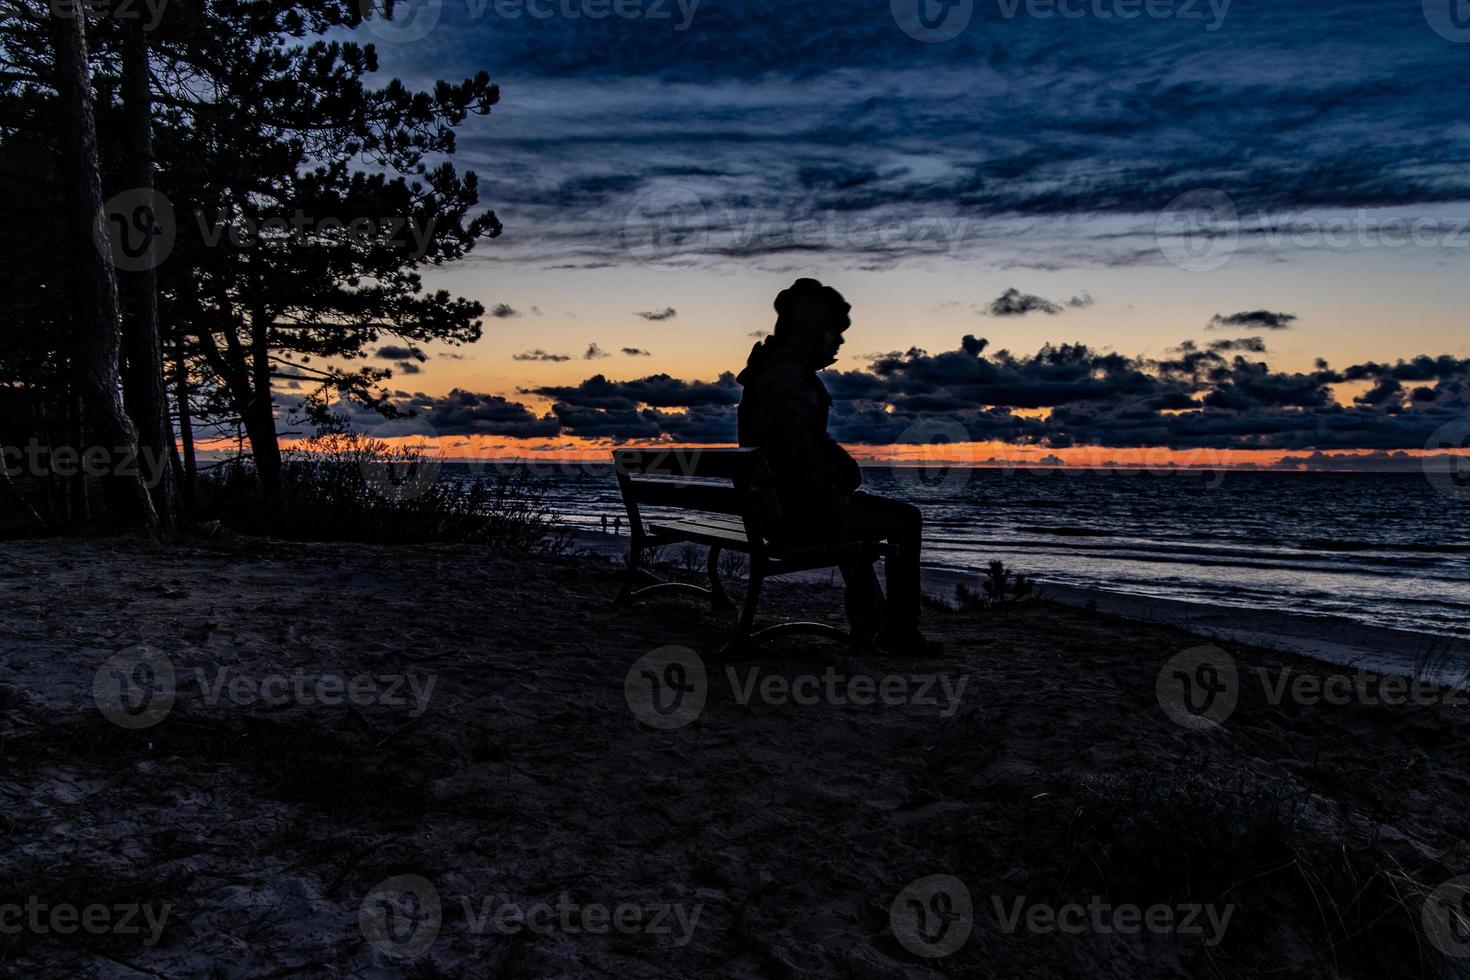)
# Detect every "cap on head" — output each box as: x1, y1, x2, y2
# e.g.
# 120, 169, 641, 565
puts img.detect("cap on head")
773, 278, 851, 341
